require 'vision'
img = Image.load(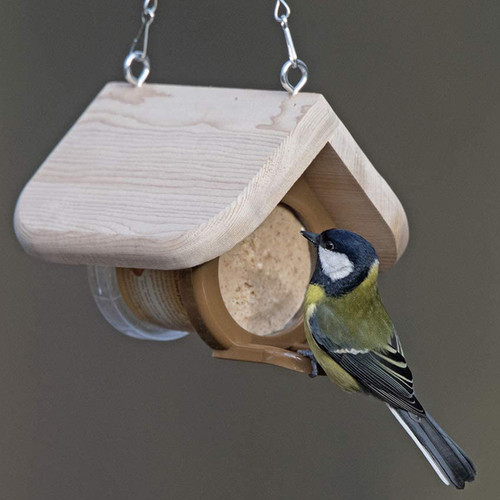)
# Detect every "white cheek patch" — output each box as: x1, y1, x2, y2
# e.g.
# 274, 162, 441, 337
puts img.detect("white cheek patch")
318, 247, 354, 282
